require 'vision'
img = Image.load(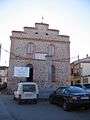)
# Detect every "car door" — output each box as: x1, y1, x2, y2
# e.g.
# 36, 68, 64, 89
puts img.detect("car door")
57, 89, 66, 105
62, 89, 70, 102
54, 88, 65, 105
14, 85, 19, 99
